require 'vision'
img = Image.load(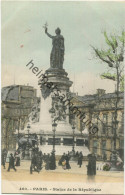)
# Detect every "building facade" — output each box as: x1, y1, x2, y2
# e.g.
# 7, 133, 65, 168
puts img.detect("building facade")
2, 85, 124, 160
1, 85, 38, 151
70, 89, 124, 160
